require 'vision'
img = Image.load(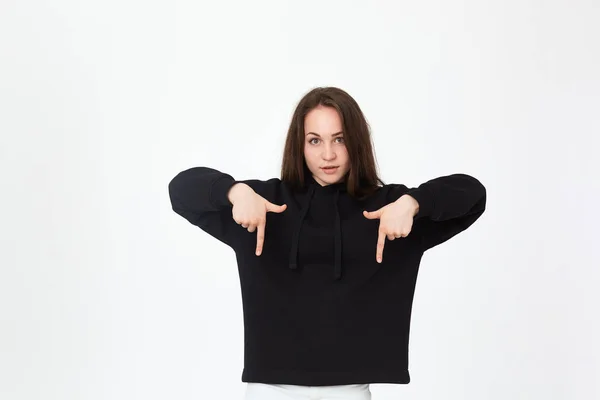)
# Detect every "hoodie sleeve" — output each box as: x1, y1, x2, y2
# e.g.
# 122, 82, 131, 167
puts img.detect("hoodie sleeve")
168, 167, 241, 247
402, 173, 487, 251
